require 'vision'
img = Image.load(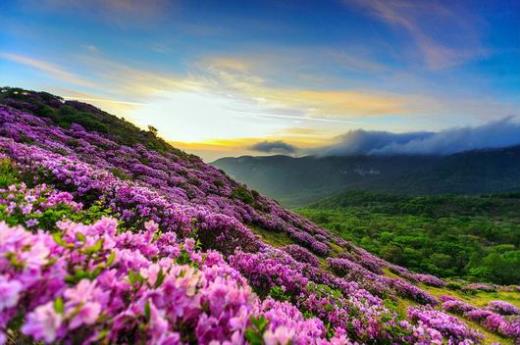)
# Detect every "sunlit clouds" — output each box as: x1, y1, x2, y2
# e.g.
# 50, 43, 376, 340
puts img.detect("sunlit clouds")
1, 0, 519, 160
